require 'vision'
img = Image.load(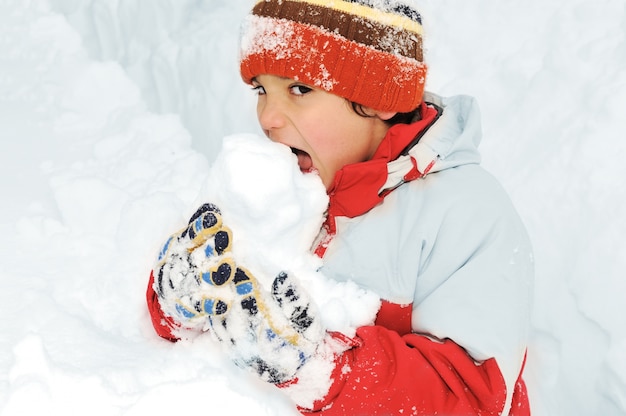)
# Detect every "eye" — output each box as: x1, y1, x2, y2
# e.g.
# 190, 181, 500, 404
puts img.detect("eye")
251, 85, 266, 95
290, 84, 312, 96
